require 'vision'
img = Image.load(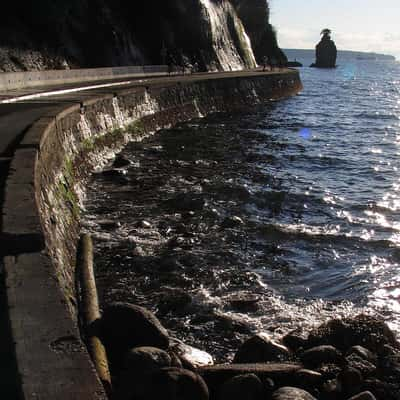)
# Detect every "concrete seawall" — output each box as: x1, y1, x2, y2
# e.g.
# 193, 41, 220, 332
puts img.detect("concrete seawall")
1, 71, 302, 399
0, 65, 170, 91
